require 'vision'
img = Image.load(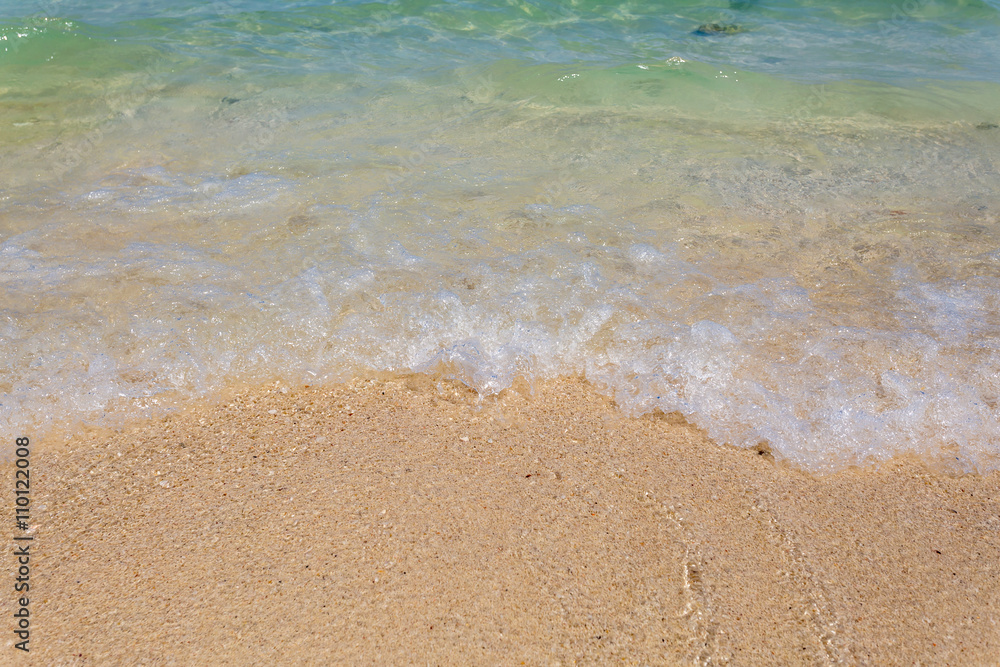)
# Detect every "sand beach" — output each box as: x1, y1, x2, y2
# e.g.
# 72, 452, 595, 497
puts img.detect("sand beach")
4, 377, 998, 665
